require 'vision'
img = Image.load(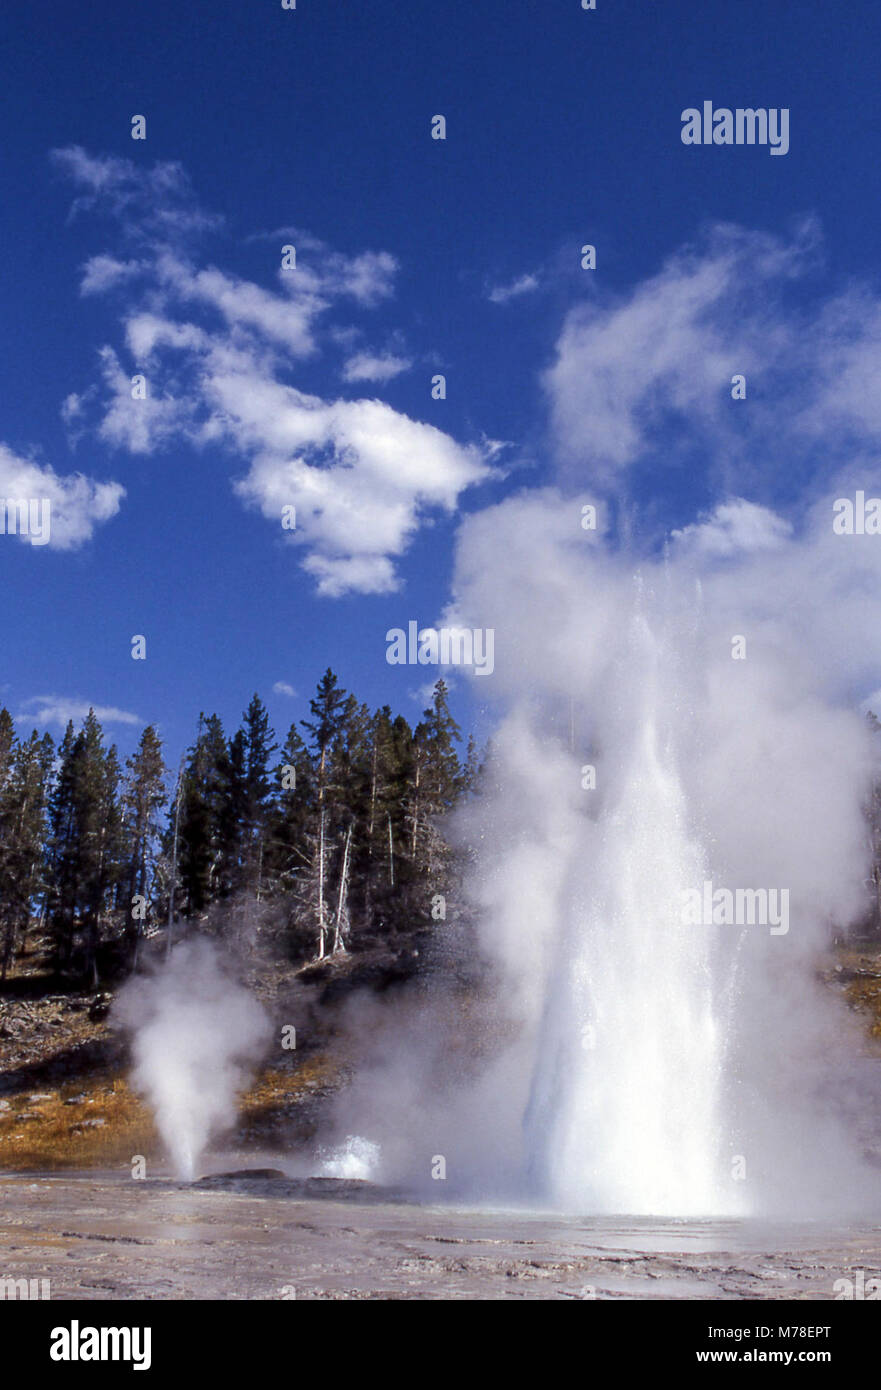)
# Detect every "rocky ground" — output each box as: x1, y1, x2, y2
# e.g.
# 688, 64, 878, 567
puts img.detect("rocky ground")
2, 1171, 880, 1299
0, 929, 426, 1170
4, 934, 881, 1301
